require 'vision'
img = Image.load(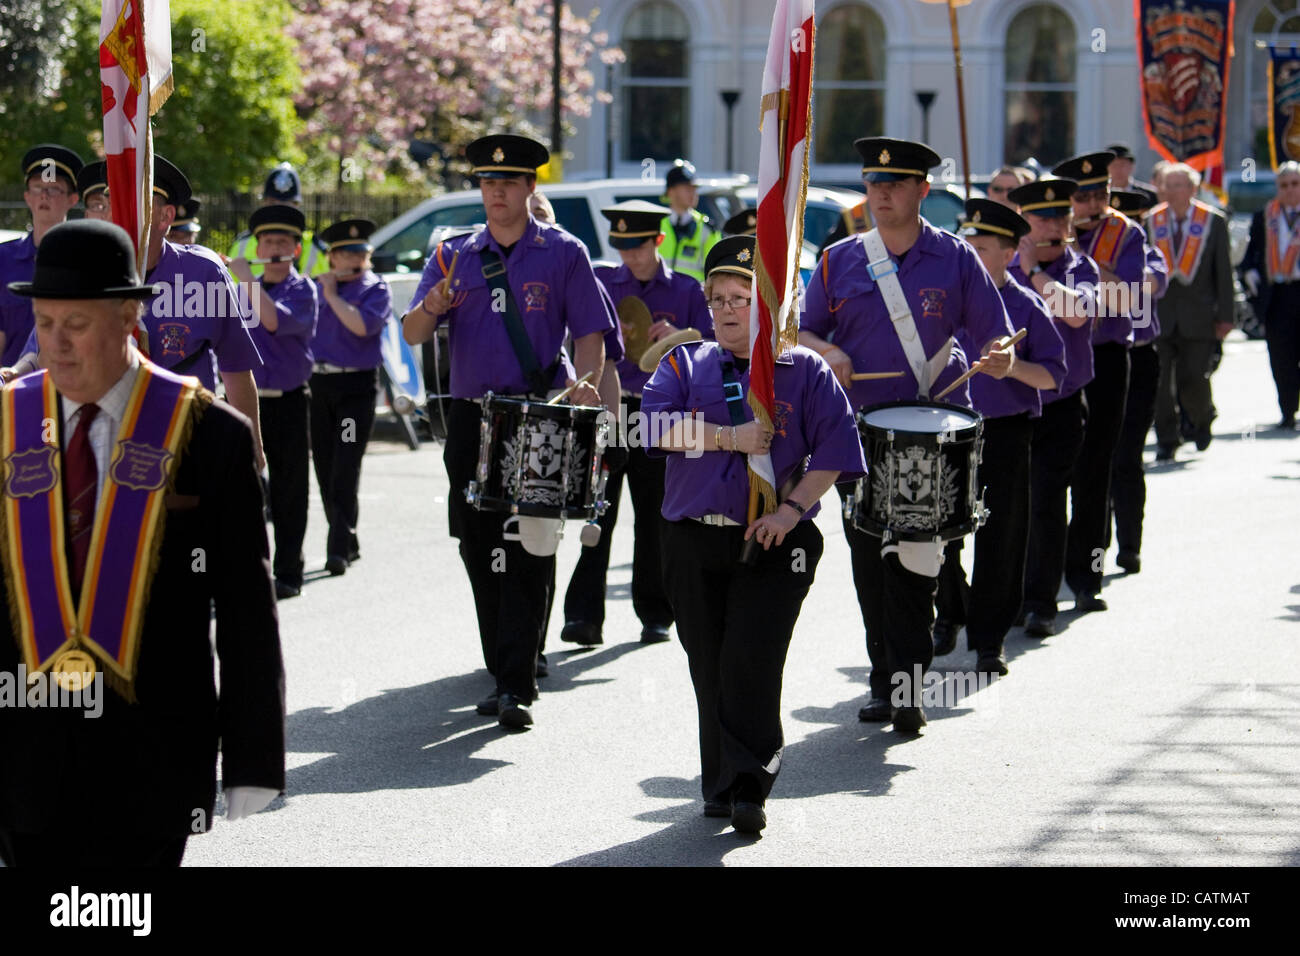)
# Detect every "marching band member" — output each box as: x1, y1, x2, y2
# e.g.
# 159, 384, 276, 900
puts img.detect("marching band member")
561, 201, 711, 647
78, 161, 111, 222
167, 198, 203, 246
799, 137, 1015, 731
309, 219, 391, 577
228, 162, 329, 278
933, 200, 1066, 674
402, 134, 610, 730
230, 205, 319, 600
1007, 177, 1100, 638
1050, 150, 1153, 611
643, 235, 865, 833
